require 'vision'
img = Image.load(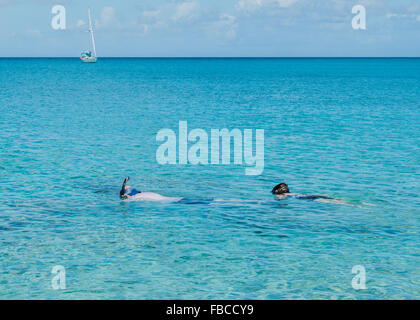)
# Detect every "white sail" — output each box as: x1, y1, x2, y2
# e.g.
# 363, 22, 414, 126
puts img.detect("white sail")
88, 8, 97, 58
81, 8, 97, 63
